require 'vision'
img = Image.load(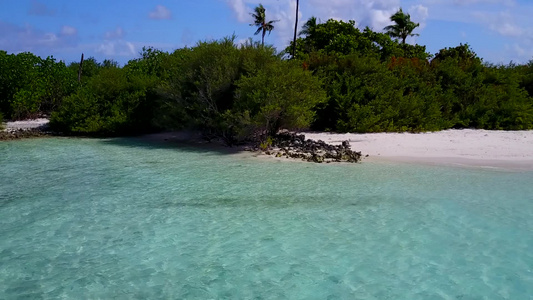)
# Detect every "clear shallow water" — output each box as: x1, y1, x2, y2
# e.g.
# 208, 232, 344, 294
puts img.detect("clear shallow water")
1, 137, 532, 299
